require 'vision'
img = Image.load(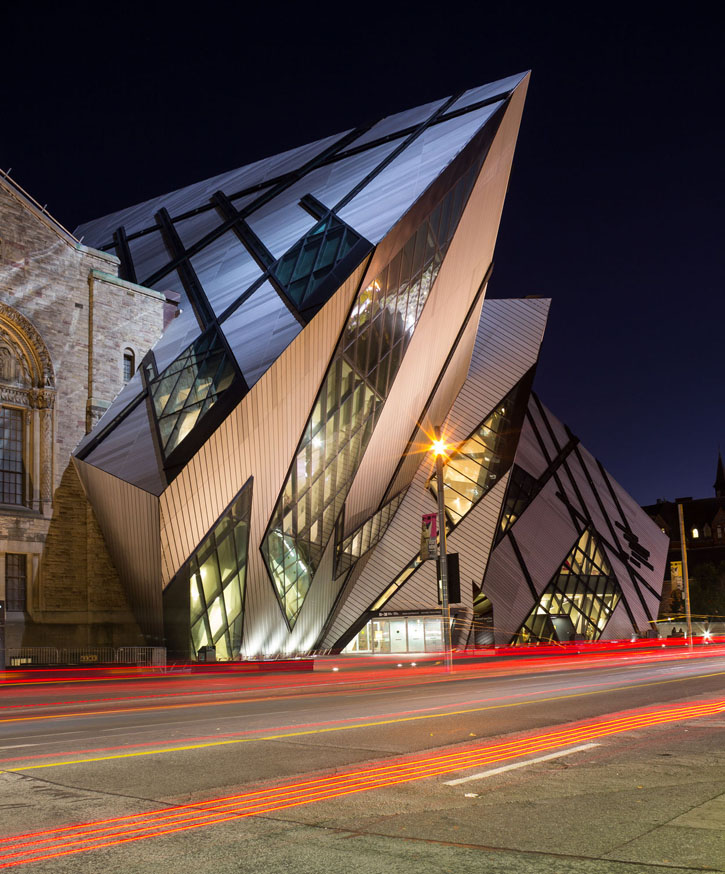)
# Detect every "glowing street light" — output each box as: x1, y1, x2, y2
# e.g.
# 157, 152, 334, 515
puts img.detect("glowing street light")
432, 425, 453, 673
